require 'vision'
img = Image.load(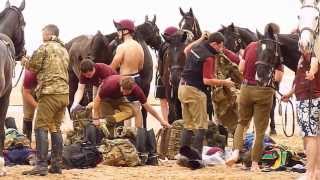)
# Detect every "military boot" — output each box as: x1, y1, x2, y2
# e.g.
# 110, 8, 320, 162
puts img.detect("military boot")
23, 119, 33, 142
146, 129, 158, 165
5, 117, 17, 129
49, 131, 63, 174
84, 124, 97, 145
192, 129, 206, 156
180, 129, 193, 147
135, 128, 148, 164
22, 128, 48, 176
